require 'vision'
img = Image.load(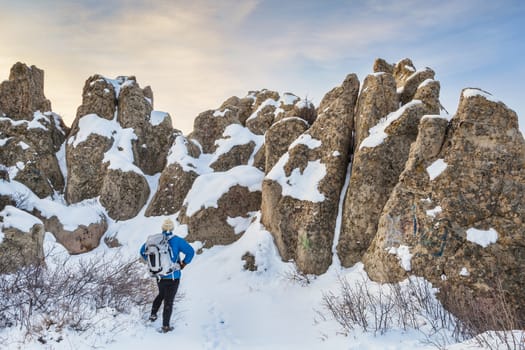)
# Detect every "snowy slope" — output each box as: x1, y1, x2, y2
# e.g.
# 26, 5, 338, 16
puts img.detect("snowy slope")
1, 198, 514, 349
